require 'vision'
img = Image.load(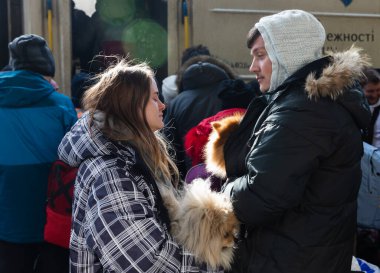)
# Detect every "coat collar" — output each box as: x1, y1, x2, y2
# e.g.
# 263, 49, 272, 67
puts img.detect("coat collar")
266, 47, 370, 101
305, 47, 370, 100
